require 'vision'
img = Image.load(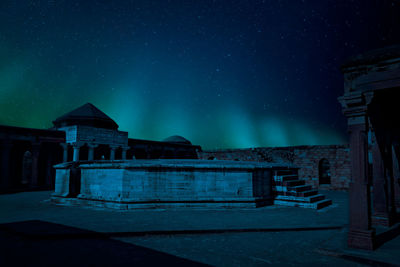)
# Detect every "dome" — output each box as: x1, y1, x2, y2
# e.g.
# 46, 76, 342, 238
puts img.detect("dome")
162, 135, 192, 145
53, 103, 119, 130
